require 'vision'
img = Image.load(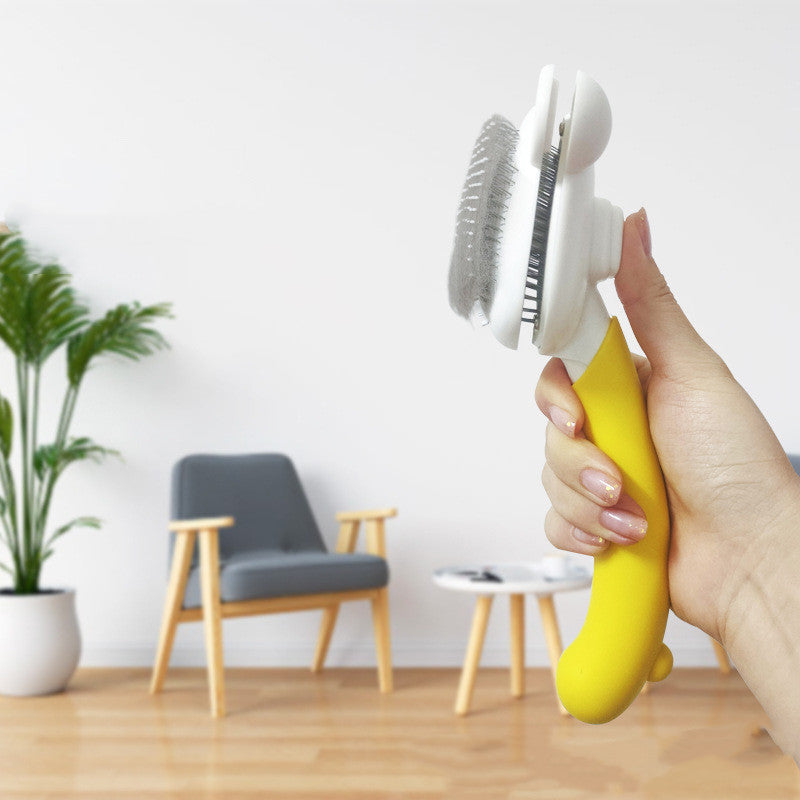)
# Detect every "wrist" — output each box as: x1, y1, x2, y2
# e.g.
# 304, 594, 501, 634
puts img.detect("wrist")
717, 470, 800, 644
717, 472, 800, 761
